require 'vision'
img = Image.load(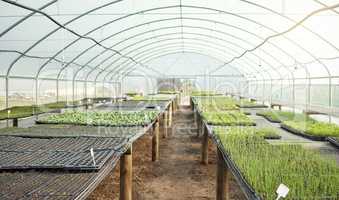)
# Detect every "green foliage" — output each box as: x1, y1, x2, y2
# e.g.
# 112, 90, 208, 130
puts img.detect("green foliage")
132, 94, 173, 101
283, 120, 339, 137
202, 111, 255, 126
255, 127, 281, 139
38, 110, 159, 126
257, 110, 313, 123
0, 105, 44, 120
158, 90, 179, 94
215, 128, 339, 199
192, 96, 238, 112
191, 90, 222, 96
125, 92, 140, 96
236, 99, 266, 108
